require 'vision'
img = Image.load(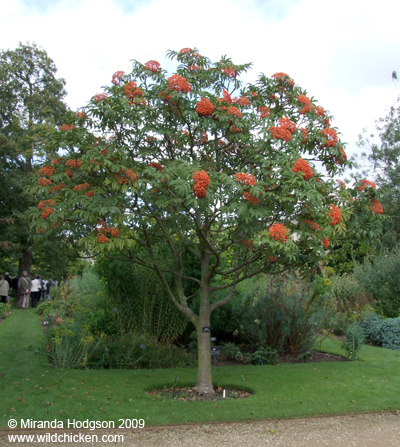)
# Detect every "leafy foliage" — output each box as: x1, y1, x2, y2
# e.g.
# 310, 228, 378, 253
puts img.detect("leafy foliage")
96, 253, 188, 344
361, 312, 400, 351
353, 246, 400, 317
341, 323, 364, 360
29, 47, 383, 393
0, 42, 68, 275
238, 276, 332, 355
248, 346, 278, 365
